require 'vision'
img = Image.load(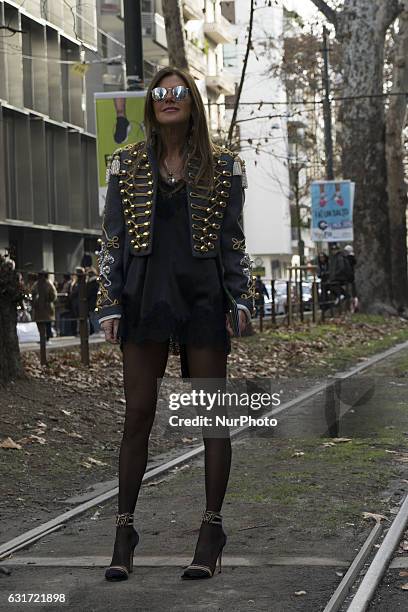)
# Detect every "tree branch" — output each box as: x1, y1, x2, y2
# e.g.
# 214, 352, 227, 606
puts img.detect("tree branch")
310, 0, 338, 27
0, 25, 24, 34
